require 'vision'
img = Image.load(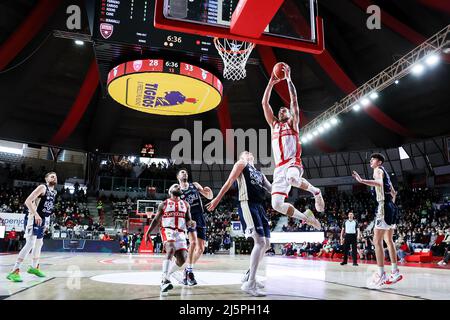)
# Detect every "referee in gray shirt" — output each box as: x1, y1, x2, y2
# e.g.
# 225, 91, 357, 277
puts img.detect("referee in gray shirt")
340, 211, 360, 266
